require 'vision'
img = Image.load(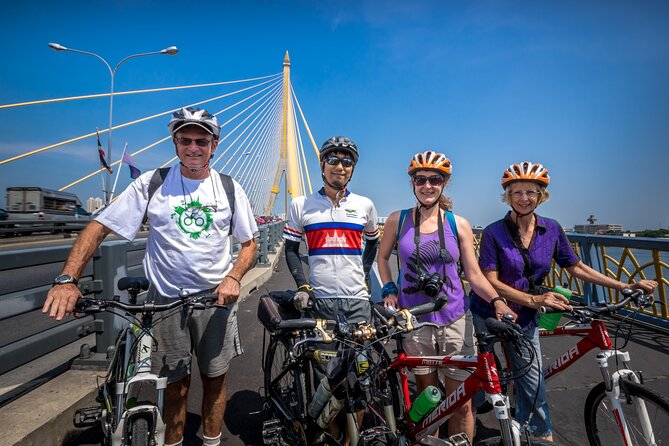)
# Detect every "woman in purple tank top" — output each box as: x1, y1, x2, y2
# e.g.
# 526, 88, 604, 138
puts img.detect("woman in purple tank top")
378, 151, 514, 442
